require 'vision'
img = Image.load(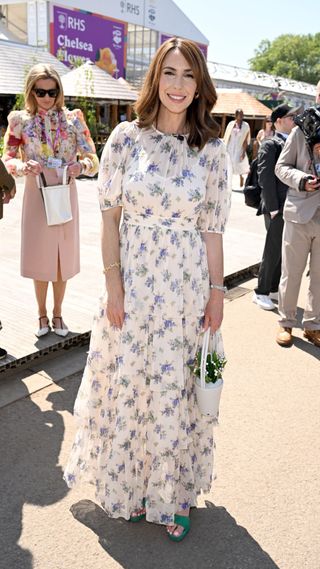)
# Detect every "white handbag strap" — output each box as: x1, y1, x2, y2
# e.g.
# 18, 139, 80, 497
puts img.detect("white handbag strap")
200, 329, 221, 387
200, 328, 210, 388
62, 165, 69, 185
37, 172, 45, 189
